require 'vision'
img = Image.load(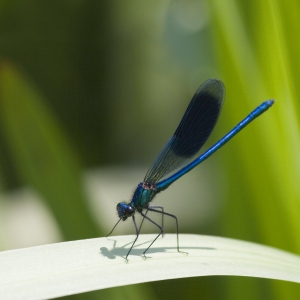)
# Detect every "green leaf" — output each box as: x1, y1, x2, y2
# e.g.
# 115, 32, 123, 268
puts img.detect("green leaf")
209, 1, 300, 298
0, 234, 299, 300
0, 62, 100, 240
